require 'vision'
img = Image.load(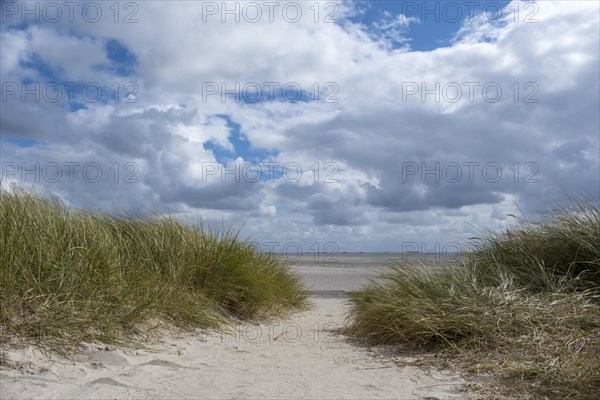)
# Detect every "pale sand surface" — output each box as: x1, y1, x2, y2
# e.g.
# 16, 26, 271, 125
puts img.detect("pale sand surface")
1, 259, 469, 400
